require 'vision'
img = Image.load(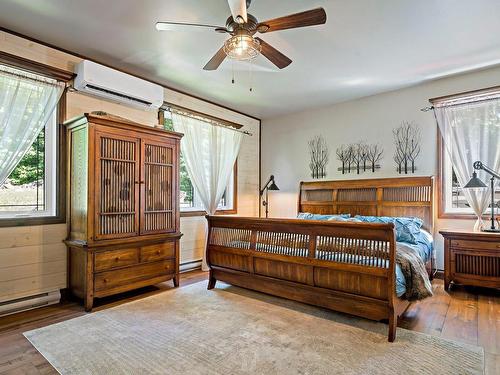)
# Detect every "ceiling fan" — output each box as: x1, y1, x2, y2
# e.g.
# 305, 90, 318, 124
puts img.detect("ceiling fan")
156, 0, 327, 70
